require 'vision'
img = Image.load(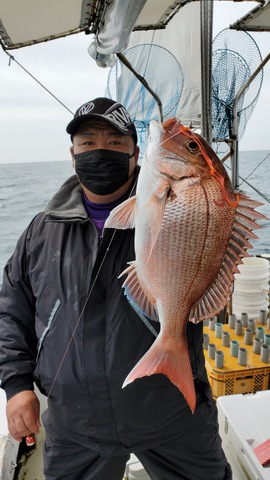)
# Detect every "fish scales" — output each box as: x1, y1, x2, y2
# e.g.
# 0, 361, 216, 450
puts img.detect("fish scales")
105, 117, 267, 413
146, 180, 234, 298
